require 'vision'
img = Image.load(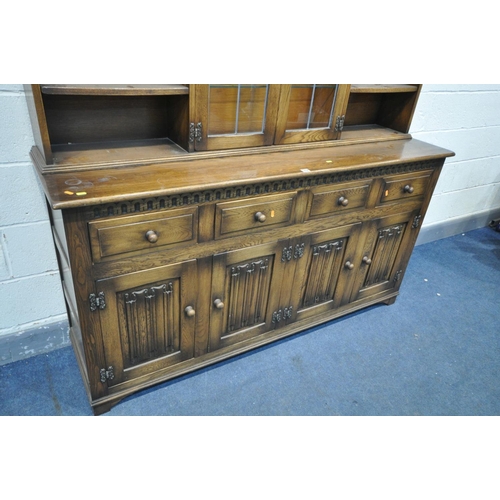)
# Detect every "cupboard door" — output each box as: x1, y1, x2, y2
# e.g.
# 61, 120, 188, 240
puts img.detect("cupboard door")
288, 223, 362, 322
209, 240, 289, 350
349, 210, 420, 303
193, 84, 281, 150
274, 84, 351, 145
95, 260, 197, 386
